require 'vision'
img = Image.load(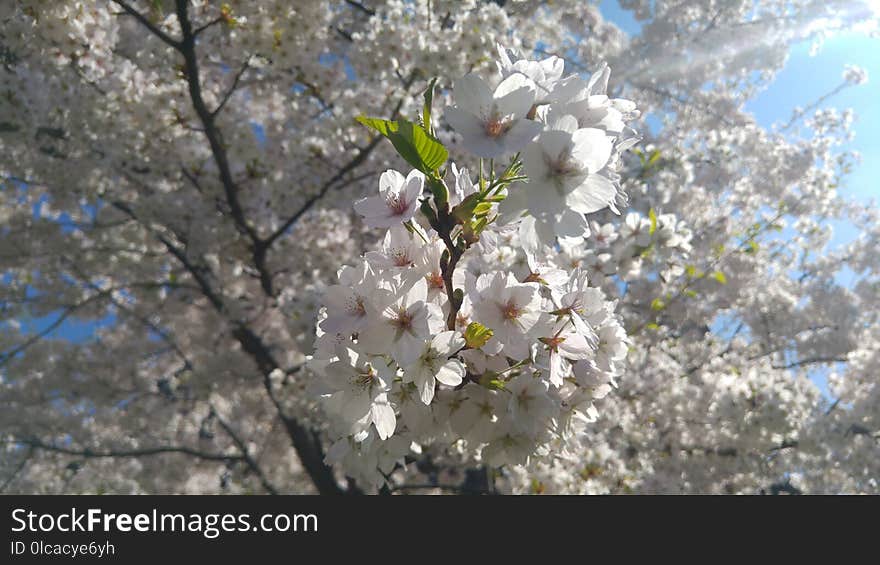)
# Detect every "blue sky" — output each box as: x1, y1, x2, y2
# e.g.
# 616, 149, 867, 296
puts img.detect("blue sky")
600, 1, 879, 211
